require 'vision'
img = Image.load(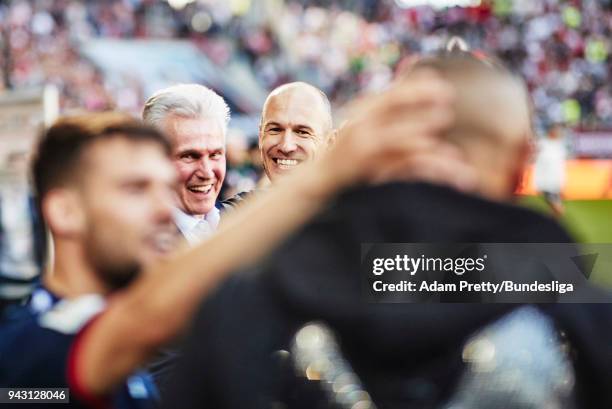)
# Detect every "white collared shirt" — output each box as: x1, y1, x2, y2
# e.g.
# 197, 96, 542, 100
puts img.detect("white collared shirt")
173, 207, 221, 245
